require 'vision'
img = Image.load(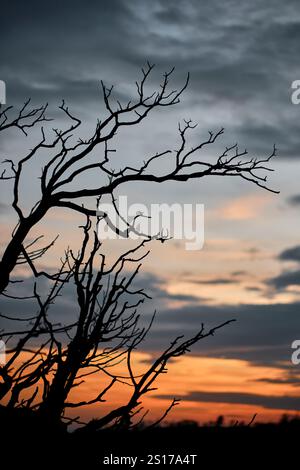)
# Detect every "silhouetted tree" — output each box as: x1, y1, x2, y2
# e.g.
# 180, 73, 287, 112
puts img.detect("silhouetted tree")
0, 64, 278, 429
